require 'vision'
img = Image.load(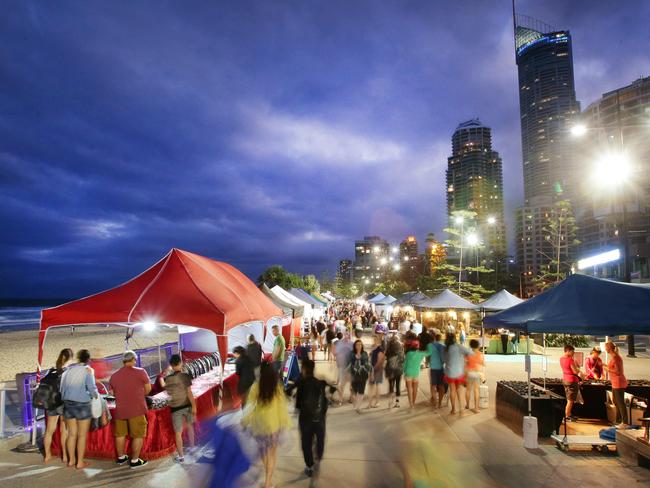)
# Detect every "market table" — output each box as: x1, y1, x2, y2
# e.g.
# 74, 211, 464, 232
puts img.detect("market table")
51, 369, 235, 460
496, 380, 564, 437
531, 378, 608, 420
